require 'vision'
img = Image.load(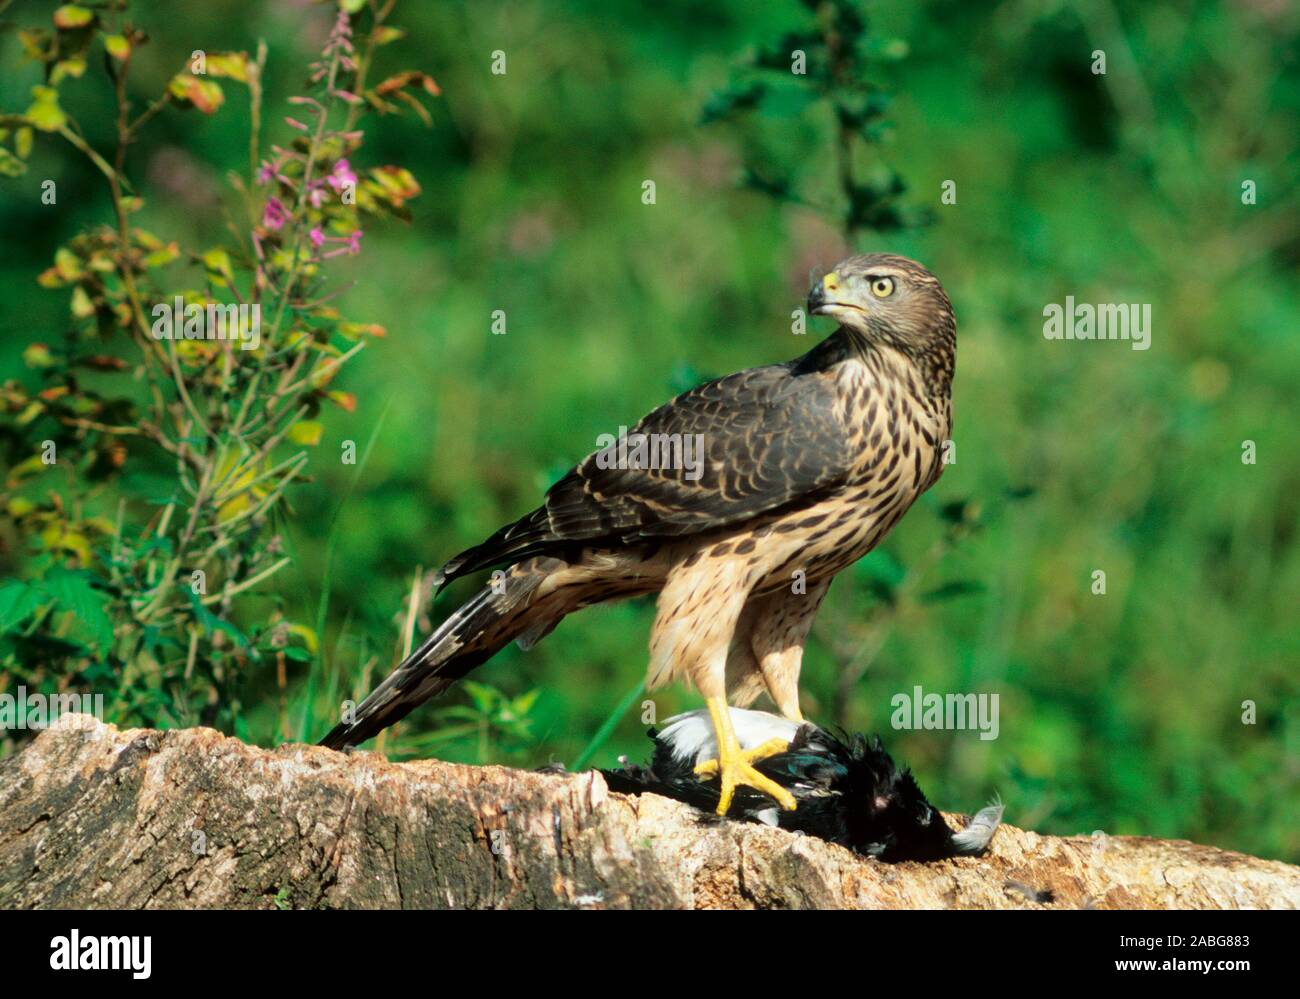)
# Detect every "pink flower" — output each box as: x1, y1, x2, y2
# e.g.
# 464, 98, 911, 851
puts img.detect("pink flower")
261, 196, 289, 231
309, 227, 325, 248
256, 160, 276, 185
322, 229, 363, 259
324, 8, 354, 56
327, 158, 357, 194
